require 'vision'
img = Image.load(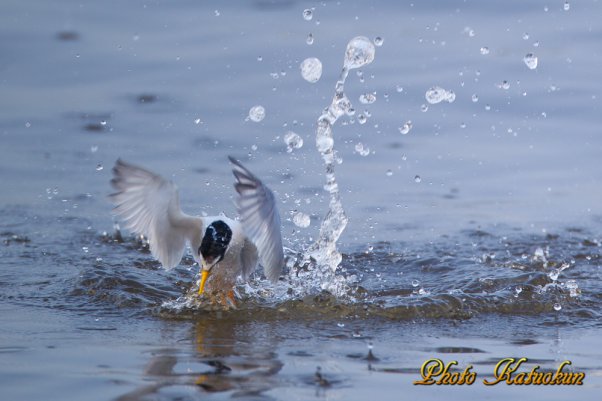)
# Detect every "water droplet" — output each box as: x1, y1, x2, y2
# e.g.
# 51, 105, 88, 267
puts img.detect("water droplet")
497, 80, 510, 90
411, 279, 420, 287
396, 85, 404, 93
522, 32, 530, 40
398, 120, 412, 135
385, 169, 393, 177
284, 131, 303, 152
82, 246, 89, 253
485, 104, 491, 111
563, 1, 570, 11
471, 94, 479, 102
306, 33, 314, 45
357, 114, 367, 124
566, 279, 579, 297
425, 86, 456, 104
25, 122, 31, 128
359, 92, 376, 104
95, 163, 104, 171
553, 303, 562, 311
344, 36, 375, 70
214, 9, 220, 17
292, 211, 311, 228
257, 55, 263, 62
354, 142, 370, 156
480, 46, 490, 55
90, 145, 98, 153
100, 120, 107, 126
414, 175, 422, 183
420, 104, 428, 112
303, 8, 313, 21
523, 53, 538, 70
300, 57, 322, 83
248, 105, 265, 122
194, 118, 202, 124
374, 36, 384, 47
